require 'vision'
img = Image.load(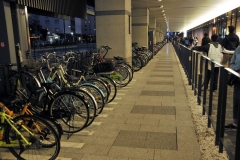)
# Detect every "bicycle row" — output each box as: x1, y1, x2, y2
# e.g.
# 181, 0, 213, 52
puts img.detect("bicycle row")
0, 42, 165, 159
